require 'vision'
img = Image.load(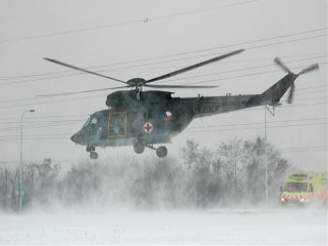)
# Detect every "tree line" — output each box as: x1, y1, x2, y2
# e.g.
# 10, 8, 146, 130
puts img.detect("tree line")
0, 137, 290, 211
